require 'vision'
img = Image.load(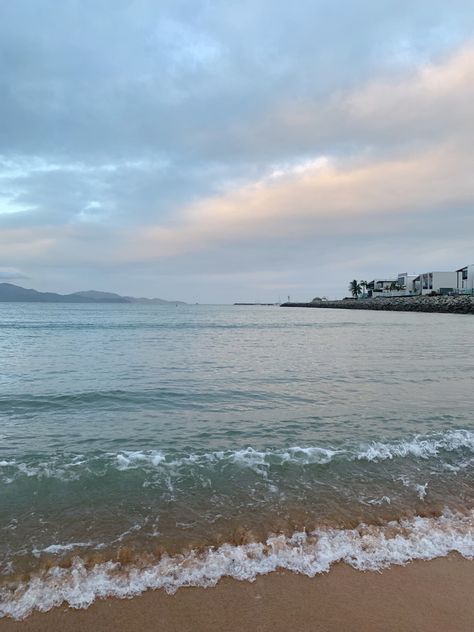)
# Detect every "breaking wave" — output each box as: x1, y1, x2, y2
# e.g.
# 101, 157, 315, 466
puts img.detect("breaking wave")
1, 509, 473, 620
1, 429, 473, 484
